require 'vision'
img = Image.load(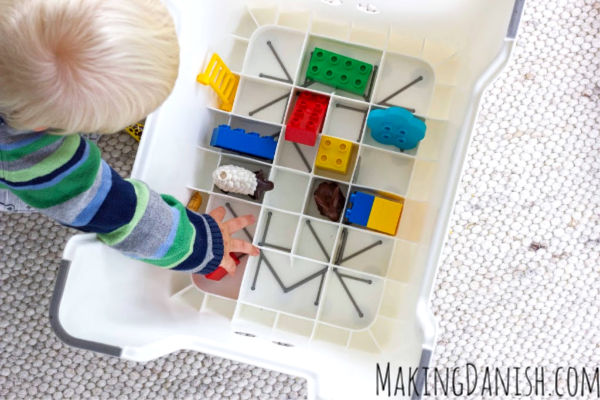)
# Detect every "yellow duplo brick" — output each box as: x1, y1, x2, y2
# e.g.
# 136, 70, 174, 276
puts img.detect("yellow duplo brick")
367, 197, 403, 235
315, 136, 353, 174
